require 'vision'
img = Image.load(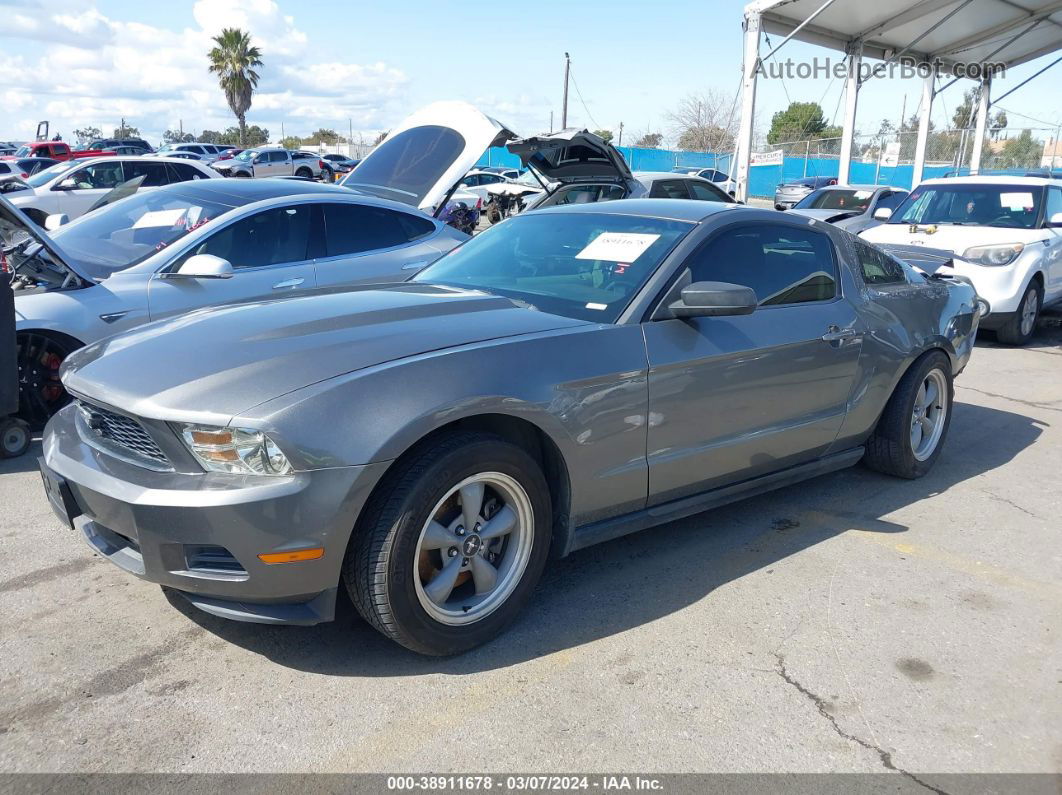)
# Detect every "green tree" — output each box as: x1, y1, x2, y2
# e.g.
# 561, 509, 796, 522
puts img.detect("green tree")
995, 129, 1043, 169
73, 126, 101, 143
163, 129, 195, 144
279, 135, 302, 150
198, 129, 222, 144
207, 28, 263, 146
952, 89, 976, 129
766, 102, 828, 144
216, 125, 269, 147
592, 129, 614, 144
633, 132, 662, 148
677, 125, 734, 152
112, 125, 141, 138
302, 128, 341, 145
